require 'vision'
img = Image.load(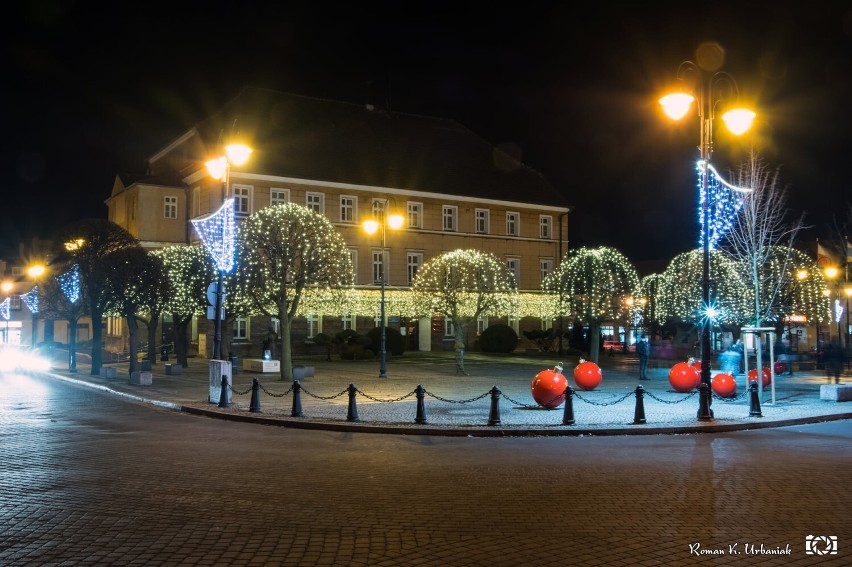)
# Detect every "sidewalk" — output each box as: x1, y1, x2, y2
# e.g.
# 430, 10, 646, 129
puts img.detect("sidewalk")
48, 351, 852, 437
